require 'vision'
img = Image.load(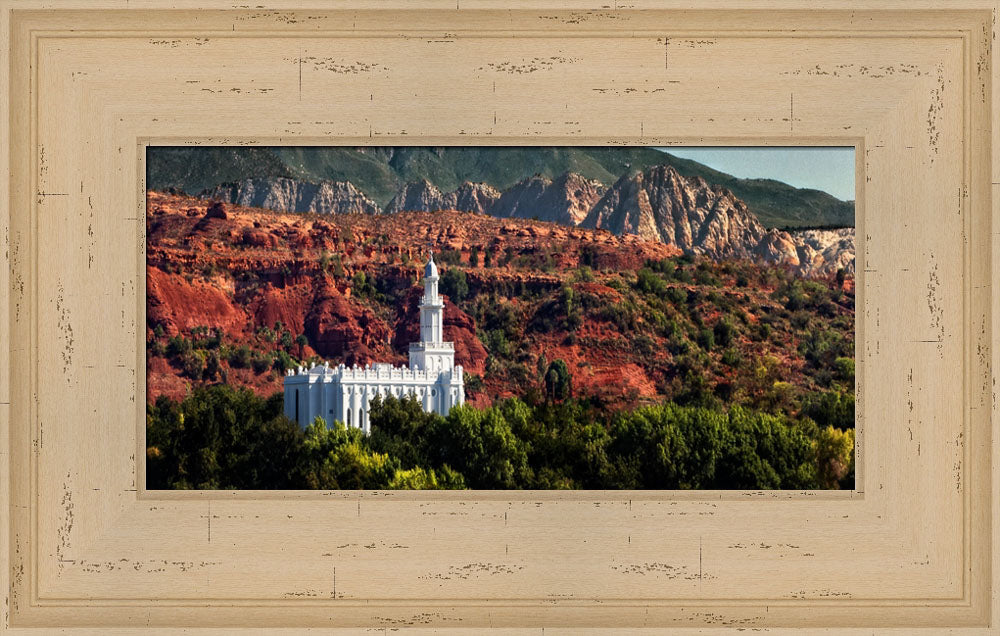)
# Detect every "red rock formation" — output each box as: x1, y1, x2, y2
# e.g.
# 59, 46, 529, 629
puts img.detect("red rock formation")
146, 268, 244, 337
145, 191, 853, 407
304, 277, 392, 360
